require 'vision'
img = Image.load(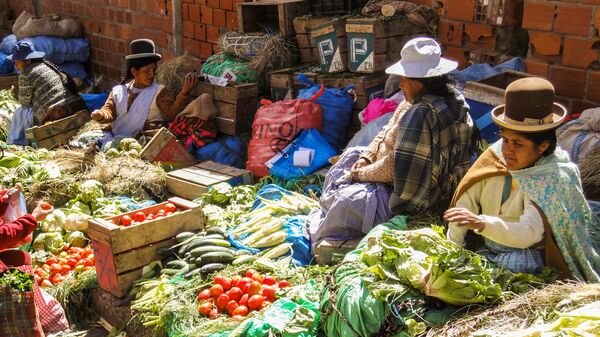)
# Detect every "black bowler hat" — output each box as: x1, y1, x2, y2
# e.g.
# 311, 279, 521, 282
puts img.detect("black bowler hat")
125, 39, 161, 61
